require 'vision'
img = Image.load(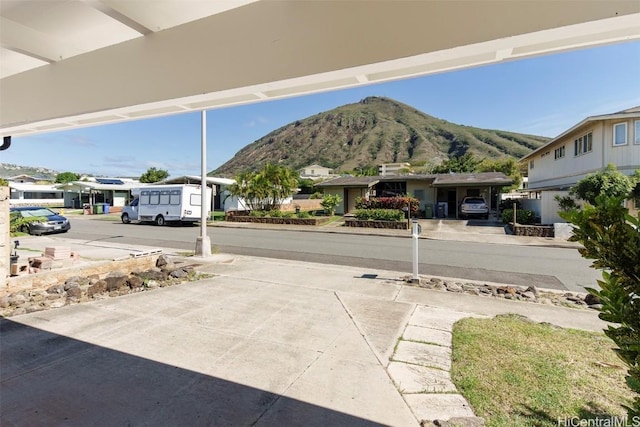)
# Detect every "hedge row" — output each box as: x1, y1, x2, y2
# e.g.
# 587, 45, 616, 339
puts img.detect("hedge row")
355, 196, 419, 217
353, 209, 405, 221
